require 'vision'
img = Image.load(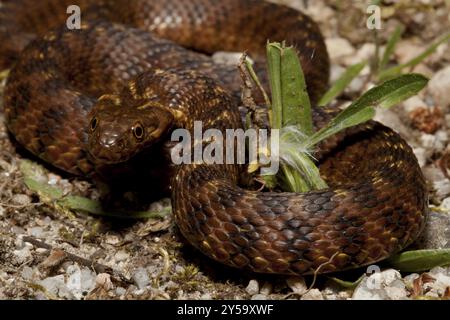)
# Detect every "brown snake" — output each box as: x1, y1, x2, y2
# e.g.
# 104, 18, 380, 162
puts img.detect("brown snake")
1, 0, 428, 275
